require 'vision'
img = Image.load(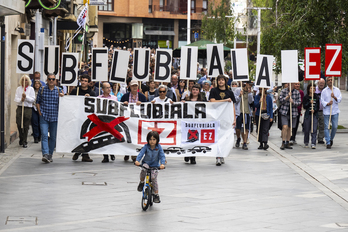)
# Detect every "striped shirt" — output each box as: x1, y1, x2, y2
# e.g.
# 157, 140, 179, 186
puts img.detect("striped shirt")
36, 86, 60, 122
